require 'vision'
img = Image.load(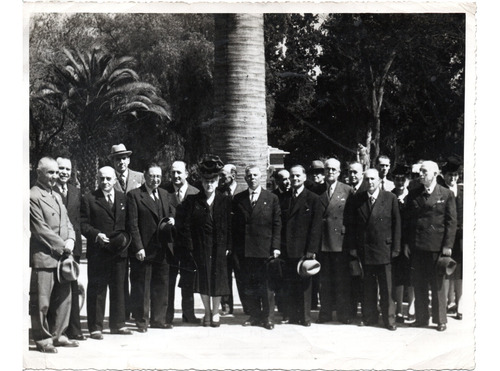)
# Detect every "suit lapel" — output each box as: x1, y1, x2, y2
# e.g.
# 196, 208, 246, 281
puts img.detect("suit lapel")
240, 190, 253, 216
159, 189, 170, 217
95, 190, 114, 218
358, 192, 371, 221
39, 188, 61, 215
251, 191, 267, 218
140, 187, 159, 219
114, 192, 126, 220
289, 190, 306, 218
